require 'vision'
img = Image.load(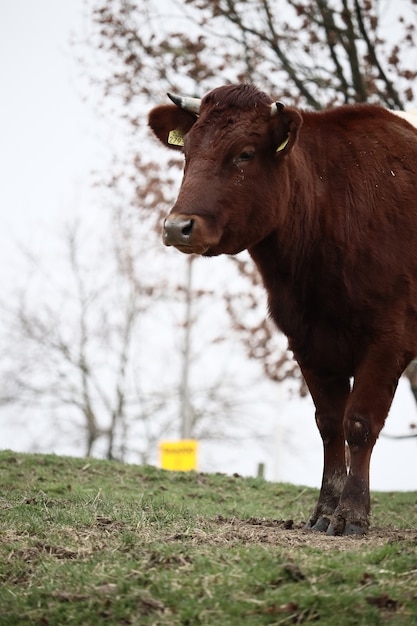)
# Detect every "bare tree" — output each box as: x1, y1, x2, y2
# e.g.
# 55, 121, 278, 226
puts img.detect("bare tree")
88, 0, 416, 111
1, 213, 270, 460
0, 220, 167, 459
